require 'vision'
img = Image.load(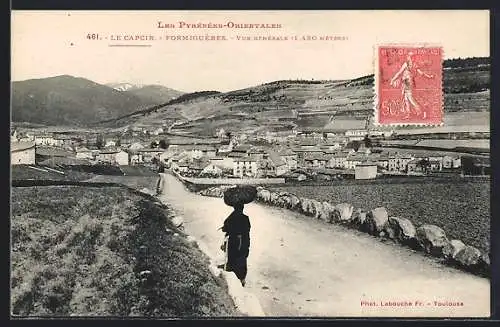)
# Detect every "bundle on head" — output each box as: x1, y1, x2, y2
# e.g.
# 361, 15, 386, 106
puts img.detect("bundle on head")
223, 185, 257, 207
